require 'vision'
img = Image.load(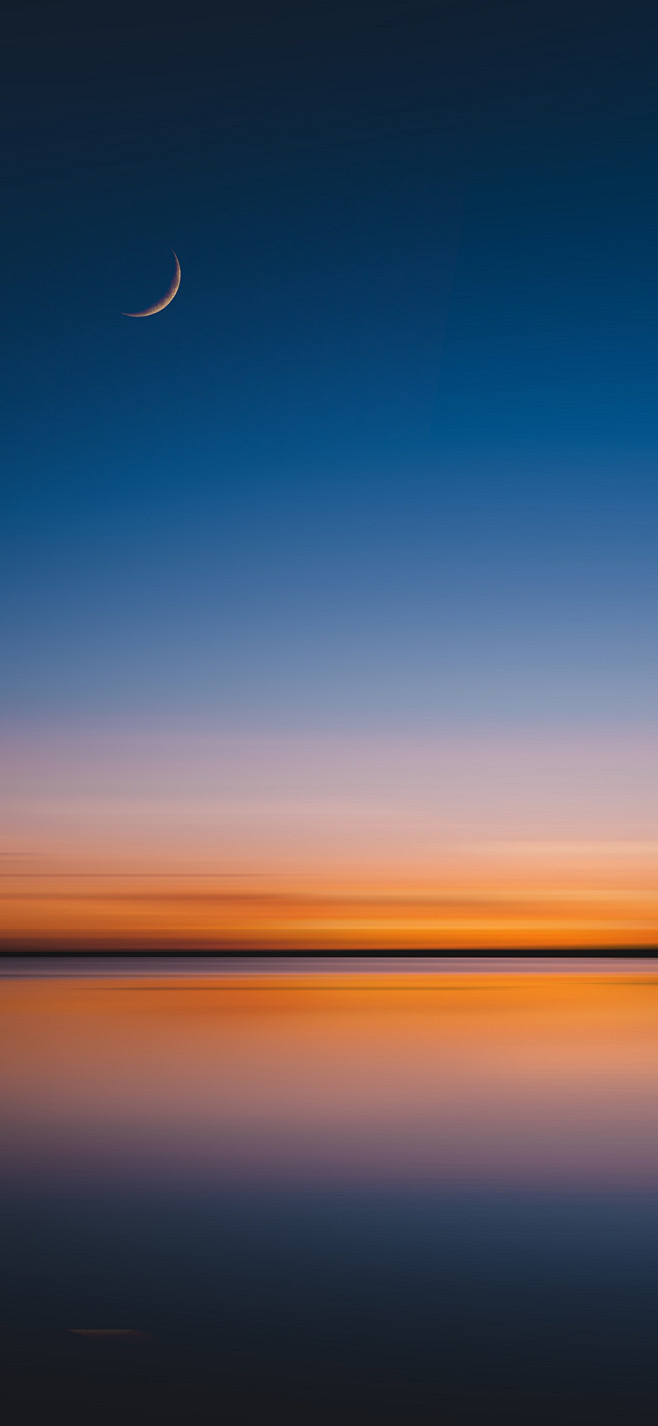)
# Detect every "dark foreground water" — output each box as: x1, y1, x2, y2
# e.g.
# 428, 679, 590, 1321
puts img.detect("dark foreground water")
2, 958, 658, 1425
